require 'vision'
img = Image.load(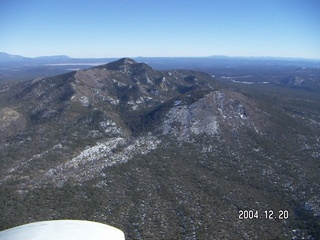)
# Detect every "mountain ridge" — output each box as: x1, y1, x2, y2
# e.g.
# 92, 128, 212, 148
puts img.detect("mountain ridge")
2, 52, 320, 62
